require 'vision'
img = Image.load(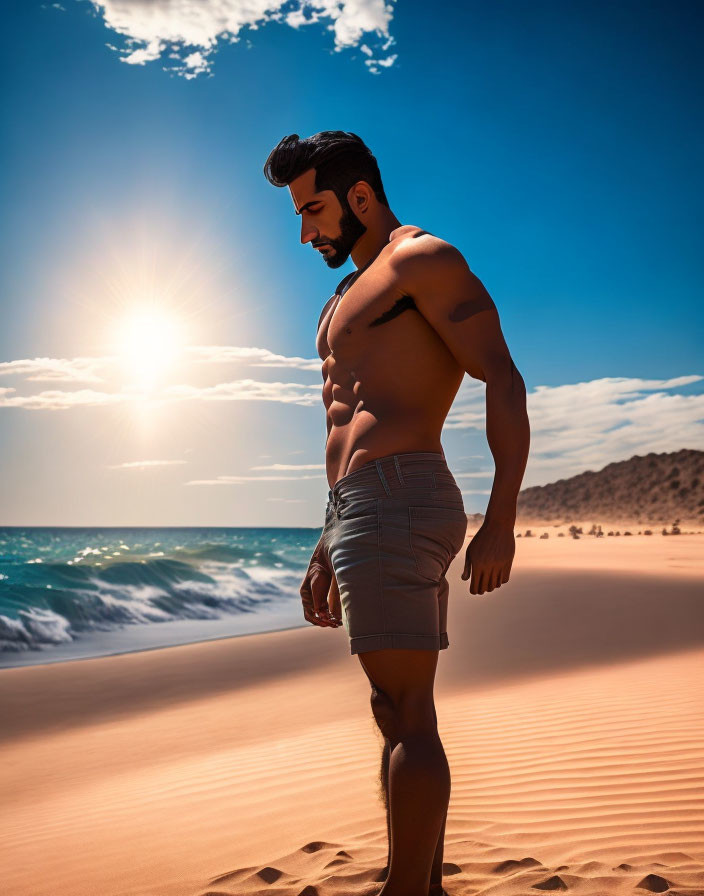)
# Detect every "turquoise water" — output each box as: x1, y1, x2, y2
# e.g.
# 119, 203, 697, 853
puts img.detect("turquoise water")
0, 526, 322, 666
